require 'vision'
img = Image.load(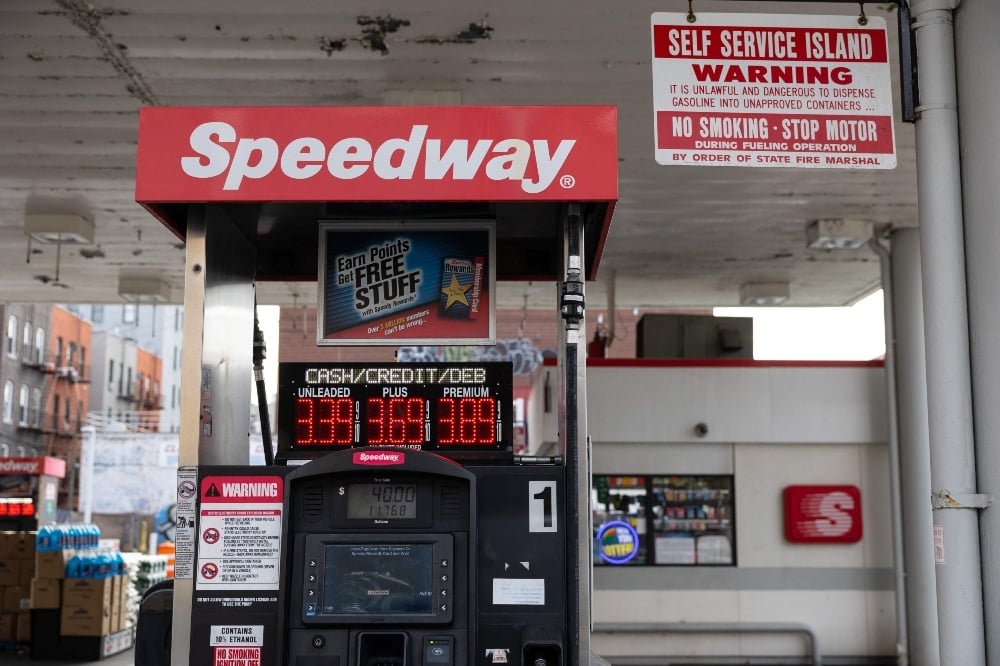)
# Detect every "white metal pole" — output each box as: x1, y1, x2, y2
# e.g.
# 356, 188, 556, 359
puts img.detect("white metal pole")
953, 0, 1000, 662
79, 425, 96, 524
888, 228, 940, 666
869, 237, 909, 666
910, 1, 985, 663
